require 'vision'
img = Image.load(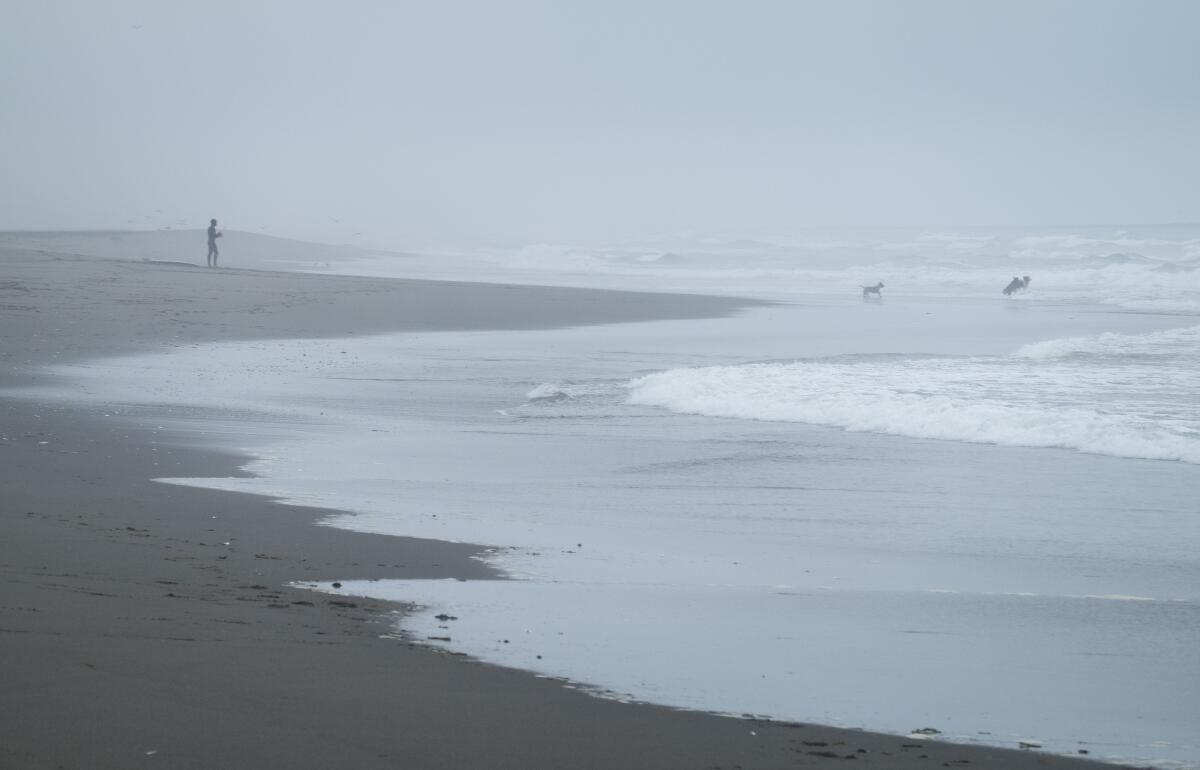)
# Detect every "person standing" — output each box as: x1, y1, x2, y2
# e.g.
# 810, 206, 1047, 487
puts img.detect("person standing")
207, 218, 222, 267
